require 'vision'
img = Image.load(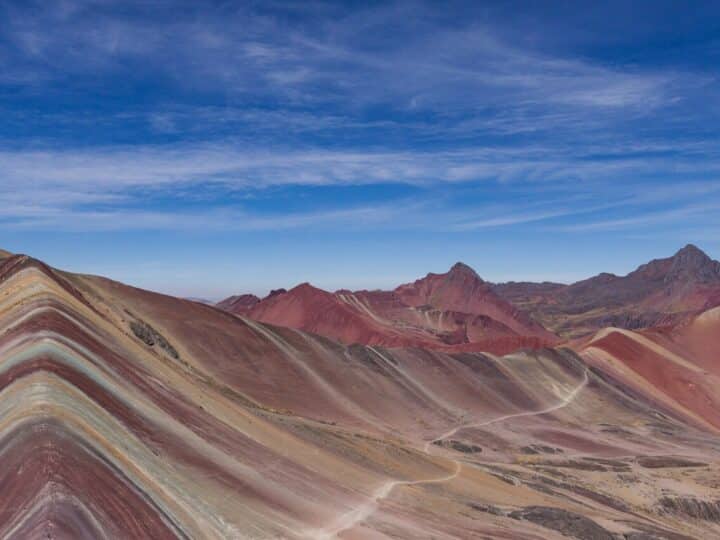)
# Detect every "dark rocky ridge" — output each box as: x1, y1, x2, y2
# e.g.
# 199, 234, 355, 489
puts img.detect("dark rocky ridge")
658, 497, 720, 522
215, 293, 260, 314
636, 456, 707, 469
492, 244, 720, 337
130, 319, 179, 359
509, 506, 615, 539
